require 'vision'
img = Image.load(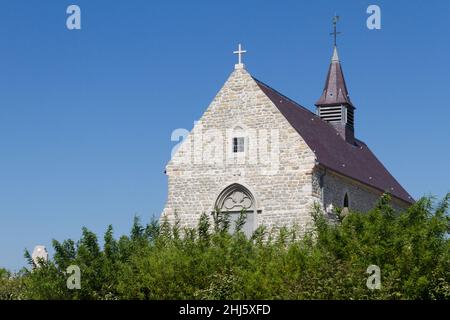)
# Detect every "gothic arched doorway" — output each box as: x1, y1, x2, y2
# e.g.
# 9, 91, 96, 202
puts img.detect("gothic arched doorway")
215, 184, 255, 237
